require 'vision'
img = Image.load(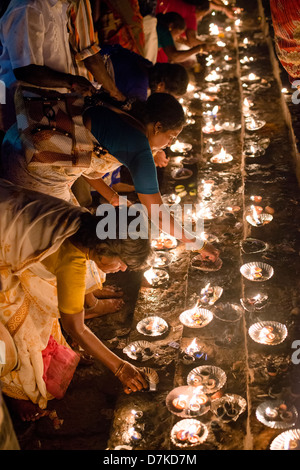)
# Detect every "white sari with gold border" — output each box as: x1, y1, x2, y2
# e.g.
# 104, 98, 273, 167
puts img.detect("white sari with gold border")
0, 180, 85, 408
